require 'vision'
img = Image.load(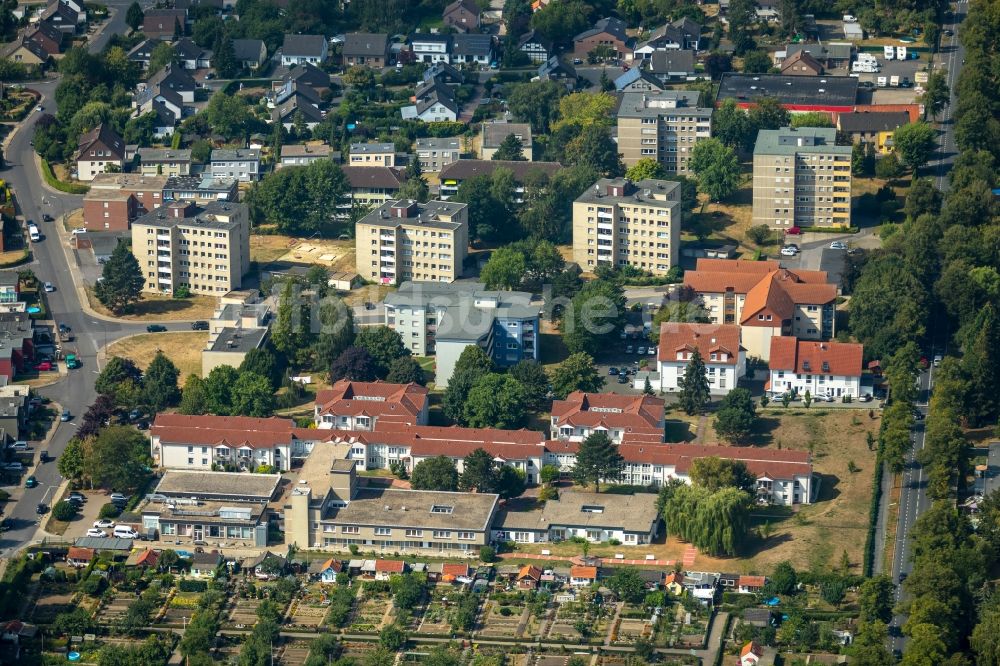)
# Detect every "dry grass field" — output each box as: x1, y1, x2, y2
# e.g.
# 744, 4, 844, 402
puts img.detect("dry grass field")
88, 290, 218, 321
106, 331, 209, 379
